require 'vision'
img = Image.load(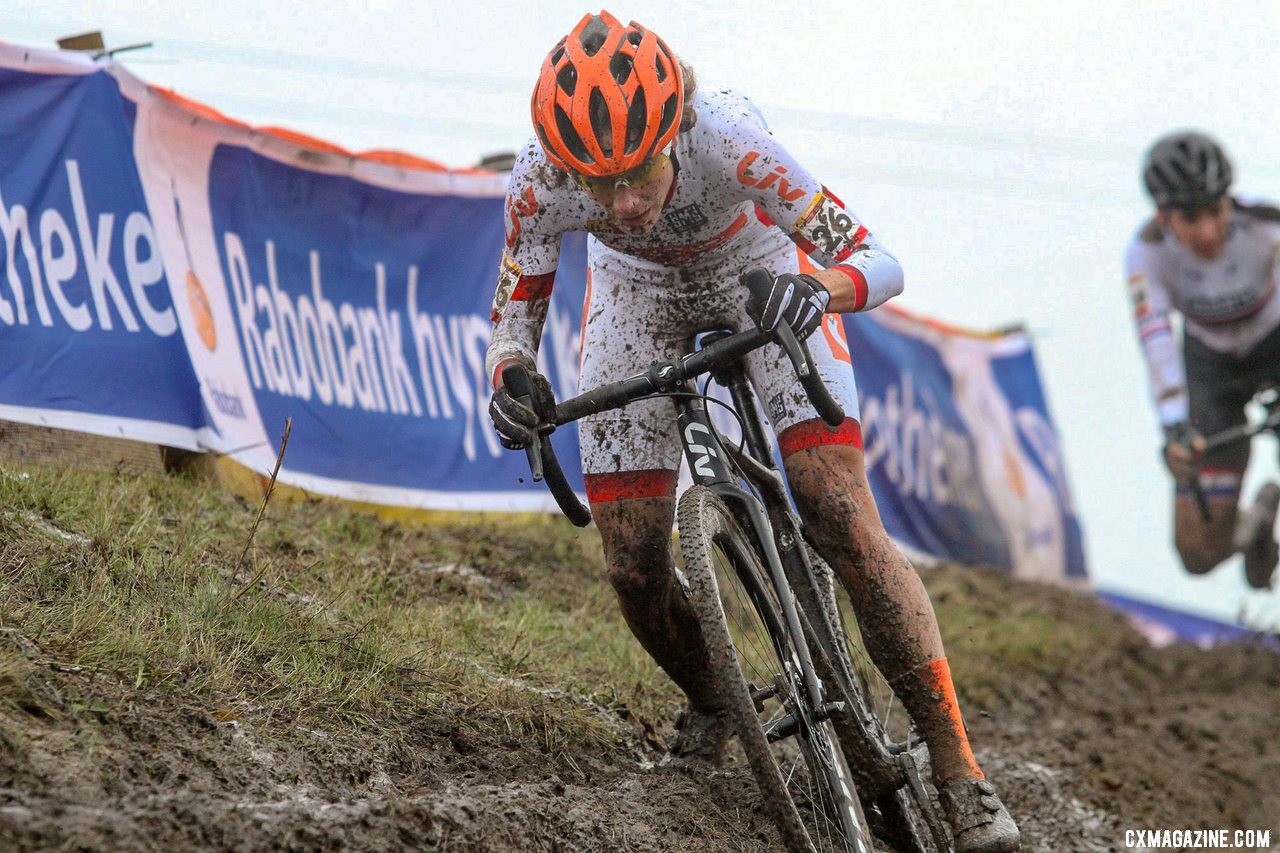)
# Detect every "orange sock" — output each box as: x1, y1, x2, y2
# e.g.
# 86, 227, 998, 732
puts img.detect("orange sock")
917, 657, 984, 780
